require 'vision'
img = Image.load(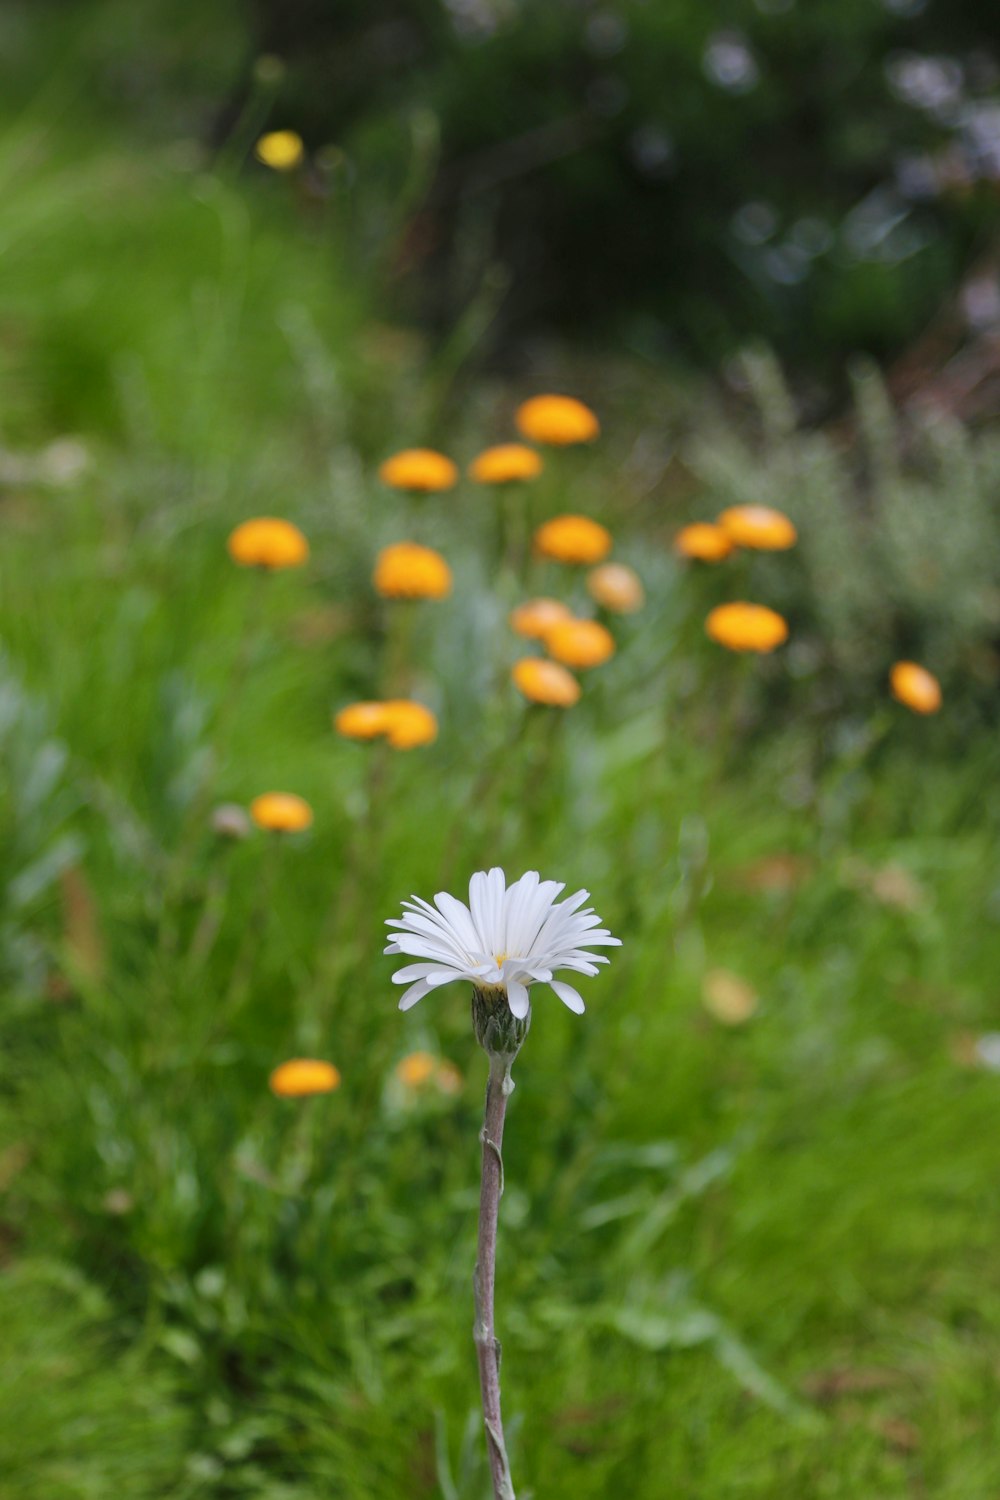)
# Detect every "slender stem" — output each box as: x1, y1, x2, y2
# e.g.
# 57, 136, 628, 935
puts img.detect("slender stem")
384, 599, 417, 695
157, 570, 266, 962
474, 1053, 516, 1500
